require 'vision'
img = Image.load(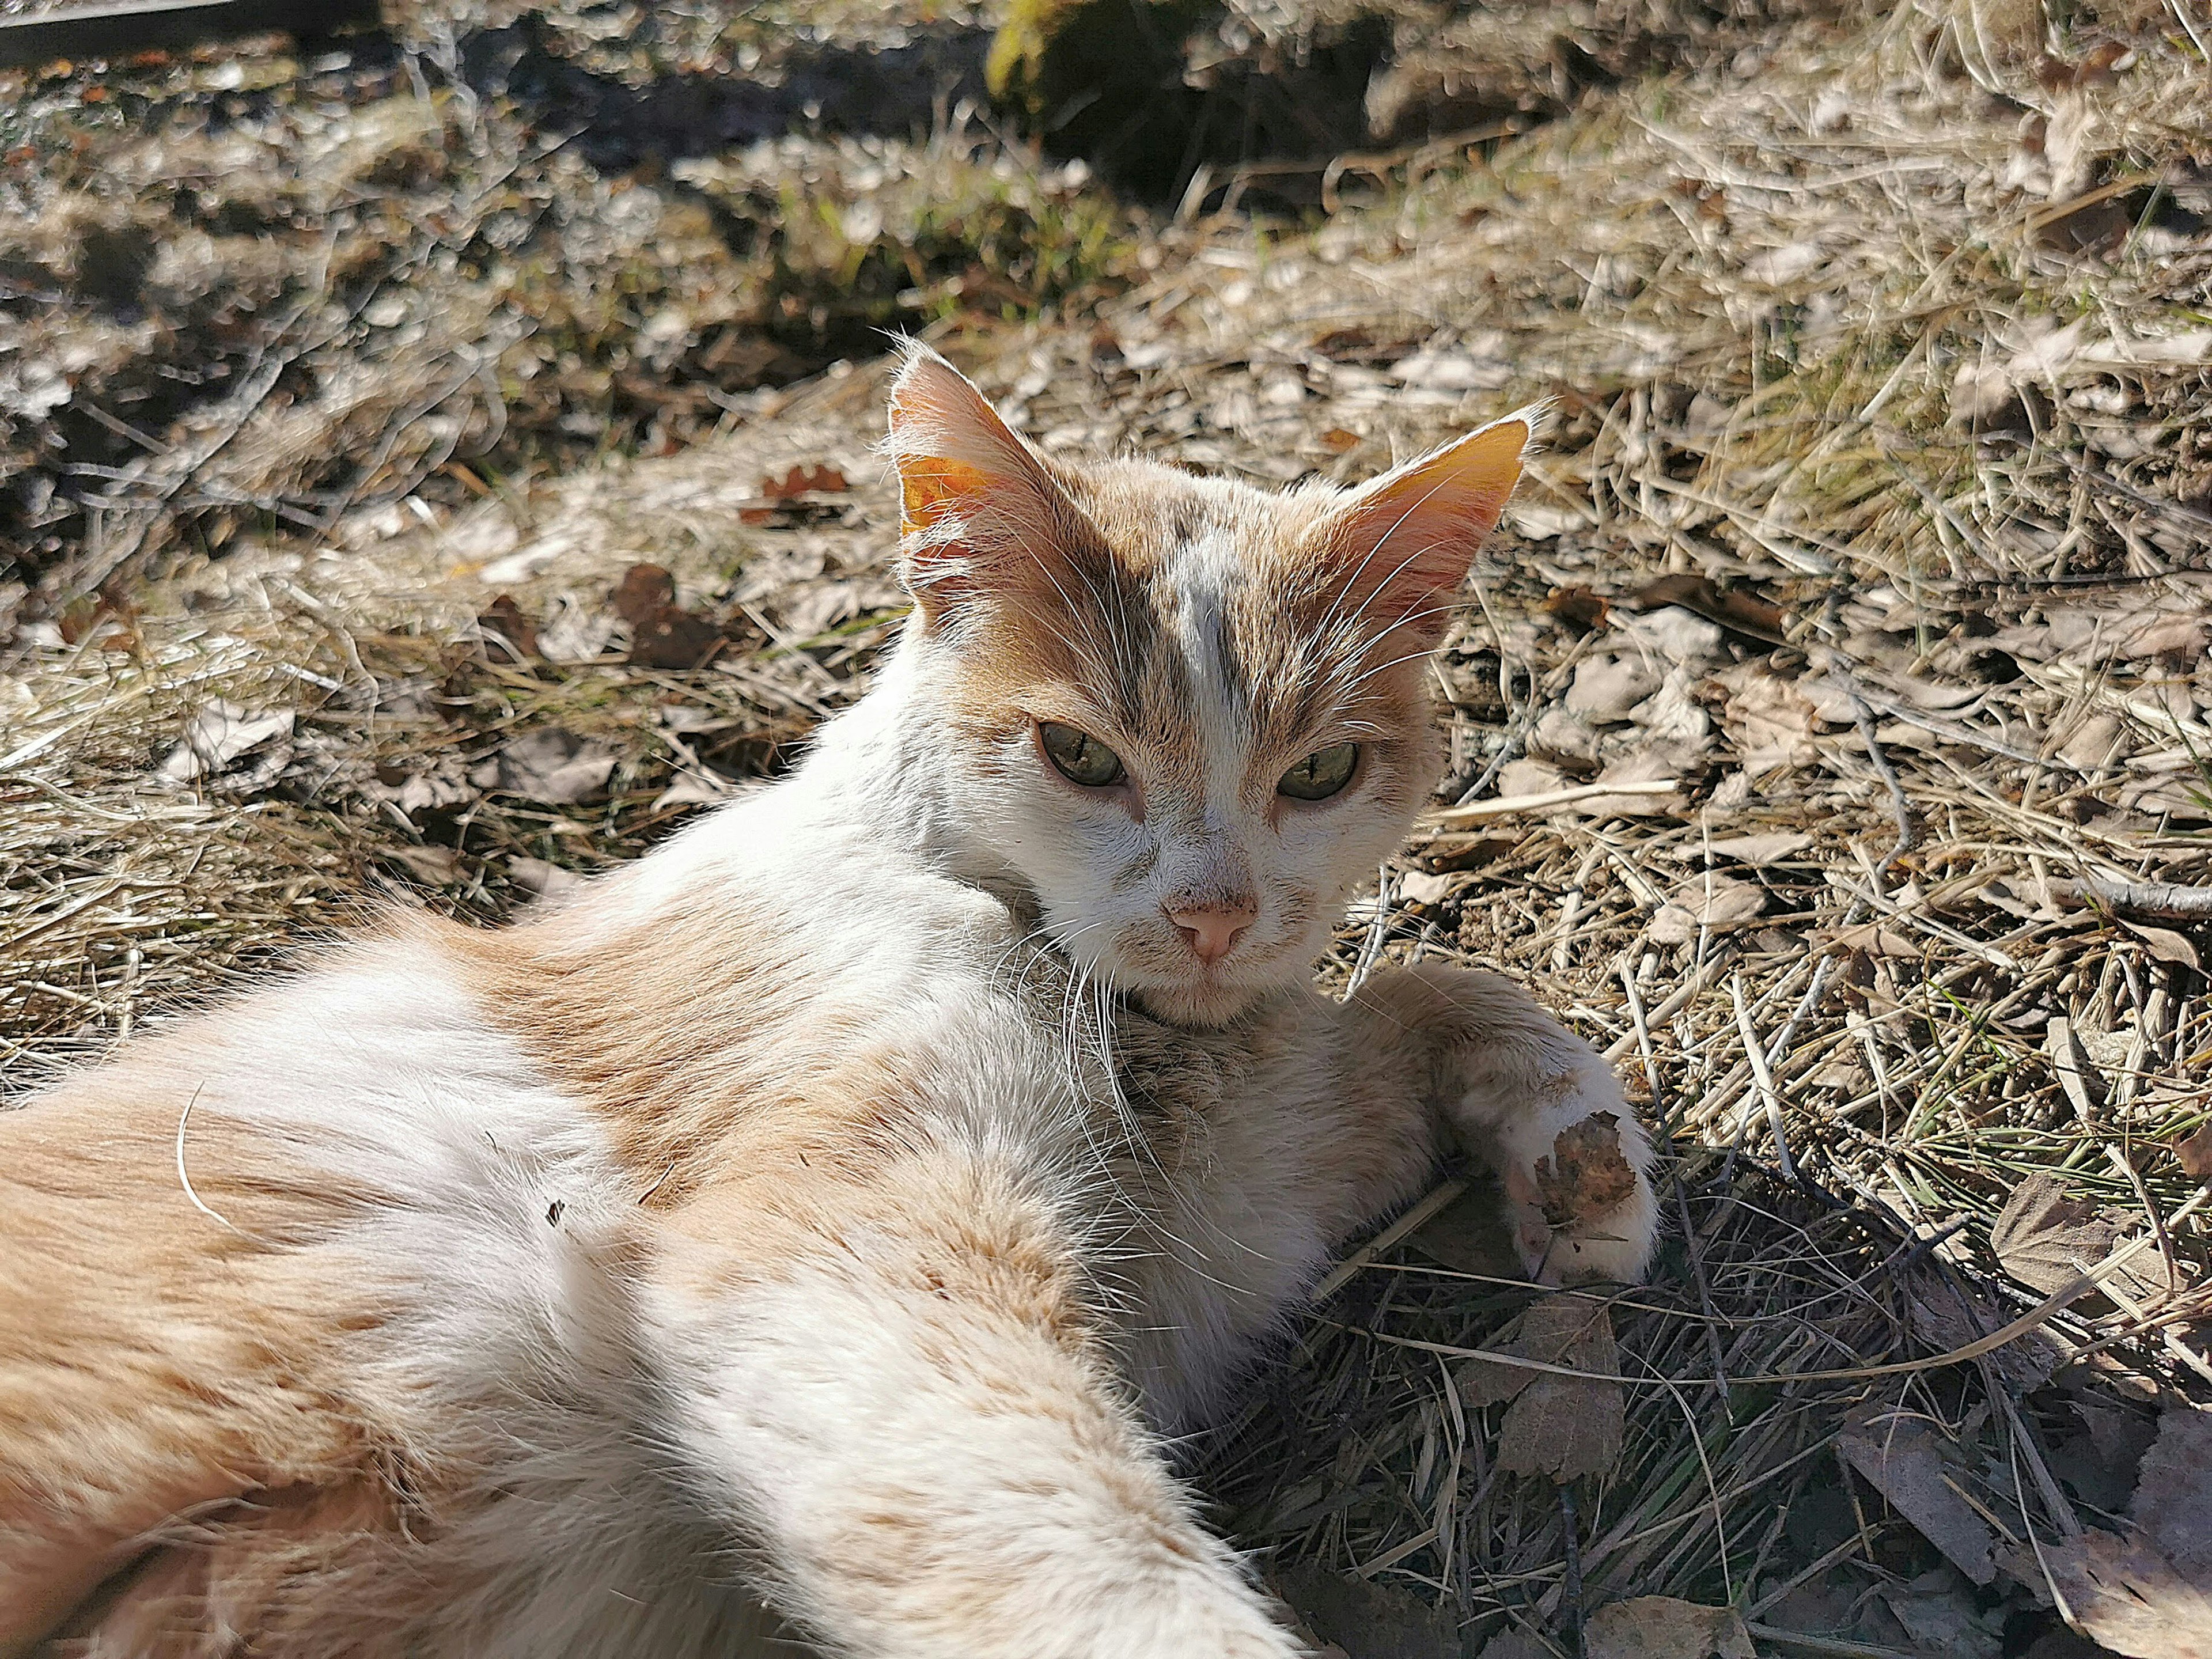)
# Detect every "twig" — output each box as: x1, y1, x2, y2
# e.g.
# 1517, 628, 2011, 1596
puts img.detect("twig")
1421, 778, 1680, 827
1732, 972, 1797, 1183
1558, 1484, 1585, 1659
2052, 878, 2212, 922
